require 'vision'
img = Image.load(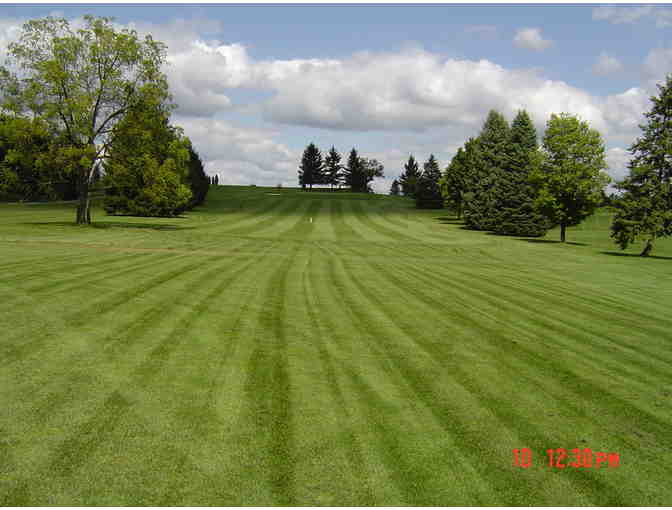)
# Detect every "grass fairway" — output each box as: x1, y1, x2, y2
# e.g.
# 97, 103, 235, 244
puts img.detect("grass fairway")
1, 185, 671, 506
